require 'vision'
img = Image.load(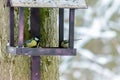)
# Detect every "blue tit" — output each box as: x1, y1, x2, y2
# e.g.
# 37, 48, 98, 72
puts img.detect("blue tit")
25, 37, 40, 48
